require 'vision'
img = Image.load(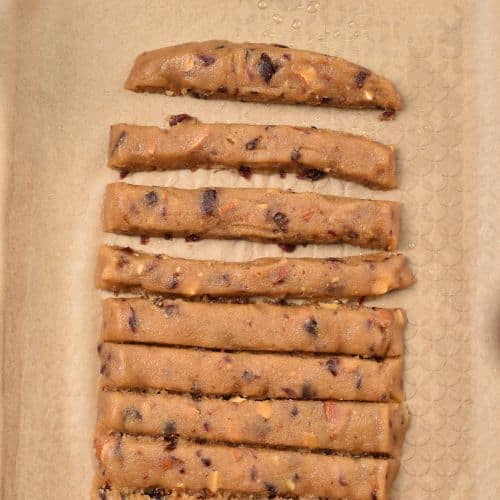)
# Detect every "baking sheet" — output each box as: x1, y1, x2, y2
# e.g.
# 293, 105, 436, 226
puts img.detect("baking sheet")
1, 1, 499, 499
